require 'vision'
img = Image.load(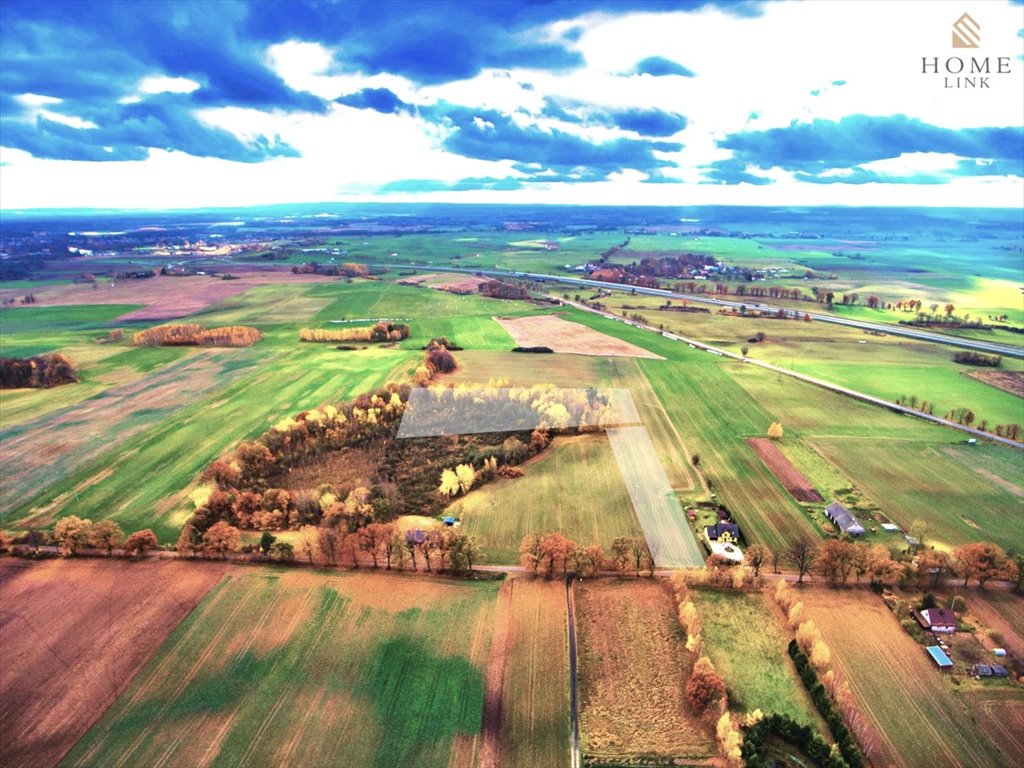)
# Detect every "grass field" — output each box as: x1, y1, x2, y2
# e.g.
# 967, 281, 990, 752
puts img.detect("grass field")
452, 434, 644, 565
689, 588, 821, 726
305, 280, 533, 350
811, 440, 1024, 552
491, 578, 571, 768
63, 570, 499, 768
575, 579, 714, 762
798, 587, 1019, 768
0, 559, 227, 768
